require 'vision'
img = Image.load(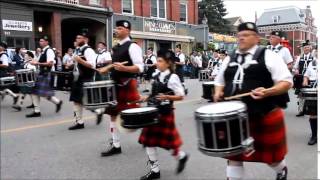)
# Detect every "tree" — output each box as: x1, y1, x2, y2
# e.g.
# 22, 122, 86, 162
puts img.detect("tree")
199, 0, 230, 34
